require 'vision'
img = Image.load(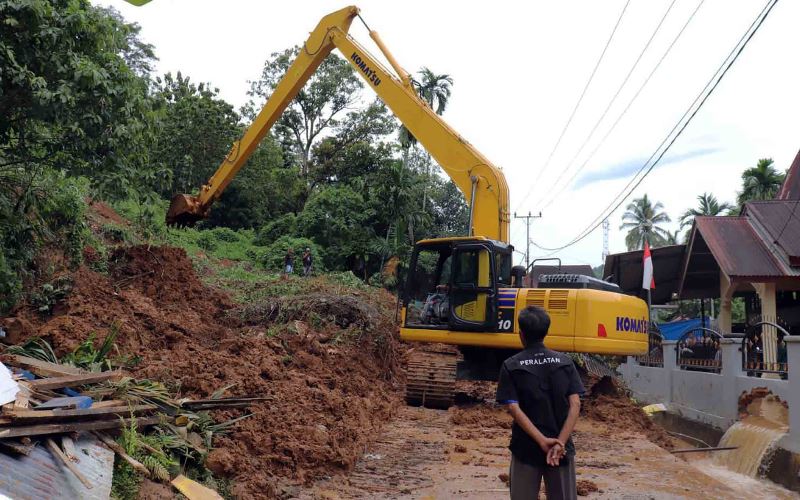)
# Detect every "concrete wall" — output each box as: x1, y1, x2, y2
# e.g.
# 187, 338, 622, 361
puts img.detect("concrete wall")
620, 338, 800, 452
